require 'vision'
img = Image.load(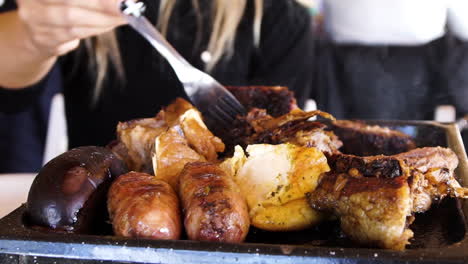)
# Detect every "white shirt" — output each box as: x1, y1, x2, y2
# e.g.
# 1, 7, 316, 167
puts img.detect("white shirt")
324, 0, 468, 45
